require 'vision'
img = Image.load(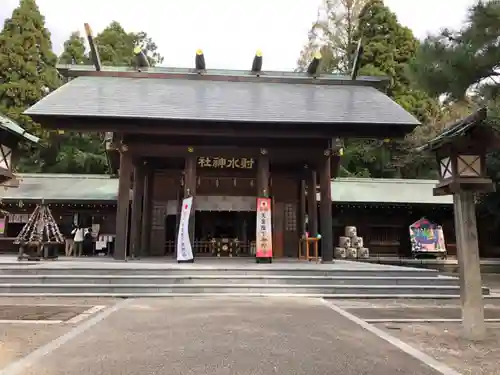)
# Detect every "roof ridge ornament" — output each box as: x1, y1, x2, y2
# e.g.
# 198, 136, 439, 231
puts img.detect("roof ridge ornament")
195, 49, 206, 73
307, 51, 322, 78
84, 23, 102, 72
252, 50, 263, 76
351, 39, 363, 81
